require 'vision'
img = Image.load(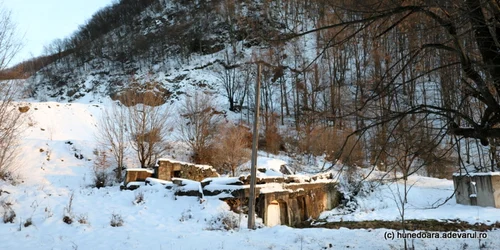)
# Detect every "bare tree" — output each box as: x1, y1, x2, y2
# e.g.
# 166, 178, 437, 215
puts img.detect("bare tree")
179, 92, 221, 164
213, 123, 251, 176
215, 51, 250, 112
0, 6, 21, 69
0, 81, 24, 179
0, 3, 24, 179
95, 102, 128, 181
125, 91, 170, 168
278, 0, 500, 174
